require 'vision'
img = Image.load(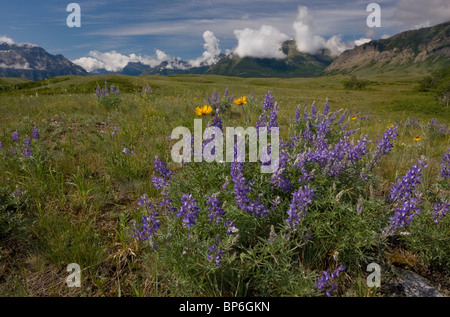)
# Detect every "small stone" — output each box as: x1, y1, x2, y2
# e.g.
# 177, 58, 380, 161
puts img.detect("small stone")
397, 271, 444, 297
